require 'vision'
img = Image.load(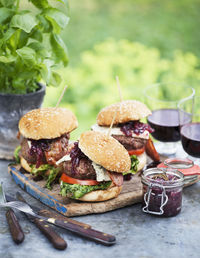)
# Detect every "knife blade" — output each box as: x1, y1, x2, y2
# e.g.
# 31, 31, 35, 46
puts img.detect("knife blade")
15, 192, 67, 250
0, 183, 24, 244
